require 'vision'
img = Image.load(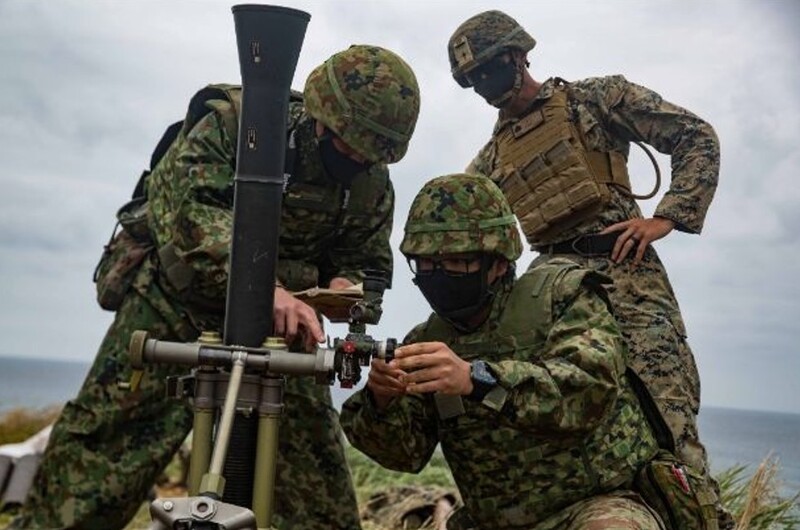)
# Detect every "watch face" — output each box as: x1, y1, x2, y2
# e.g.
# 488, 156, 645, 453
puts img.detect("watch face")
471, 360, 497, 386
